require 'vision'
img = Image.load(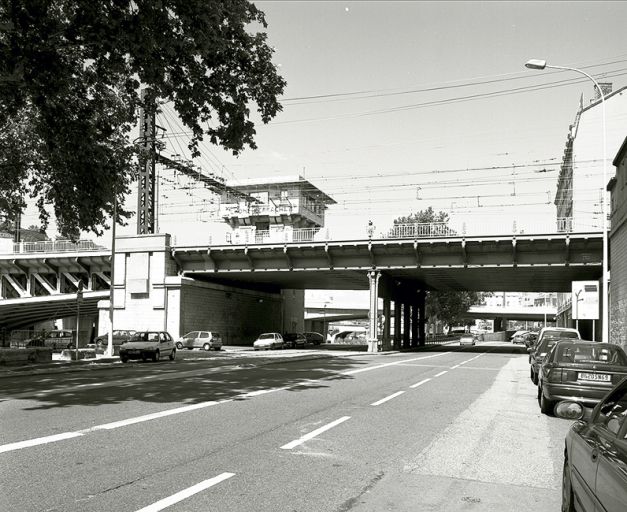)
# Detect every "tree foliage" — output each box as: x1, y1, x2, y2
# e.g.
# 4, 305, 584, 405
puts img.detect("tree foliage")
425, 290, 488, 327
393, 206, 449, 225
0, 0, 286, 238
